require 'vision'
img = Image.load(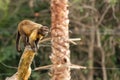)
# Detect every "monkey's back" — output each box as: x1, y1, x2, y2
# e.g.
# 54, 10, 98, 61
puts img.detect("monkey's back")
18, 20, 42, 36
